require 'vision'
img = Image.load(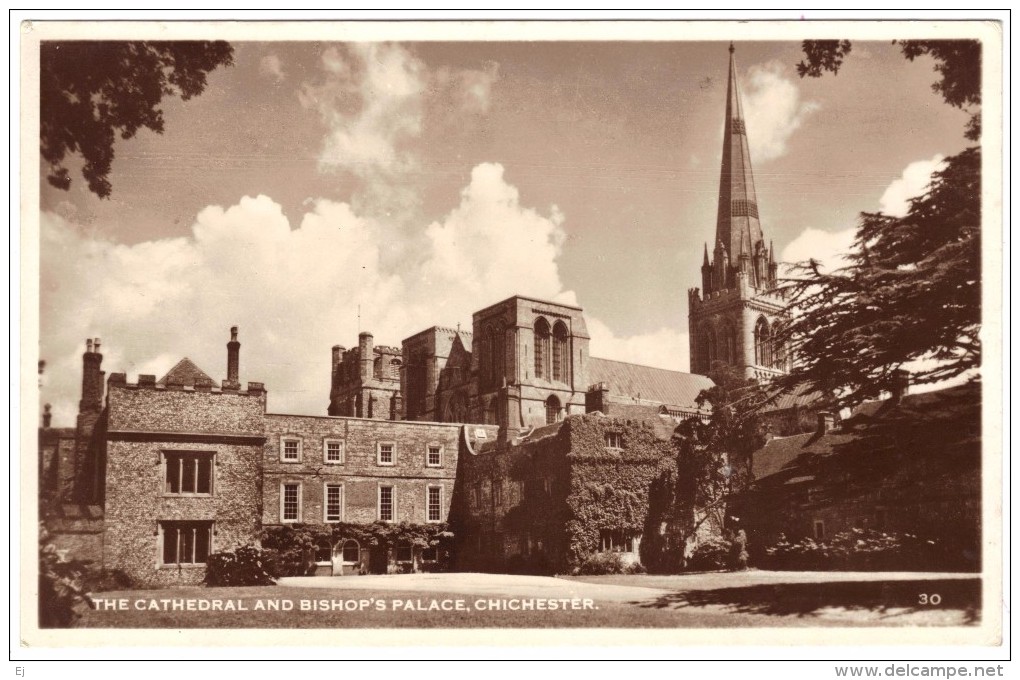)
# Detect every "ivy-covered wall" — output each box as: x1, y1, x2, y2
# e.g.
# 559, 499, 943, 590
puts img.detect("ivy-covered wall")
455, 413, 681, 574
